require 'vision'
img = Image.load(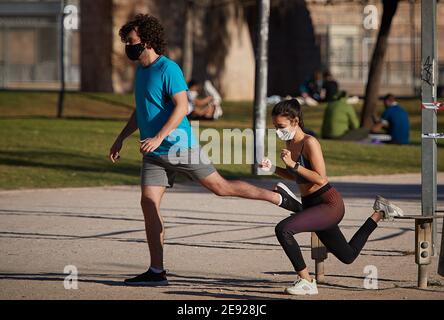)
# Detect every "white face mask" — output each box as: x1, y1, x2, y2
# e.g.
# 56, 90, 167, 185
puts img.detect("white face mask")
276, 126, 296, 141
